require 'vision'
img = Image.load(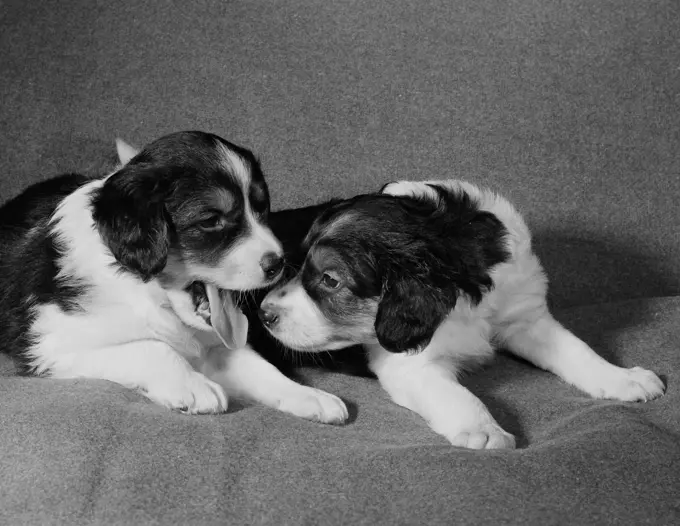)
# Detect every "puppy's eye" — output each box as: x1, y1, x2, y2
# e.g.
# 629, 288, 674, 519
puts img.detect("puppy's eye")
197, 214, 228, 232
321, 273, 340, 289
